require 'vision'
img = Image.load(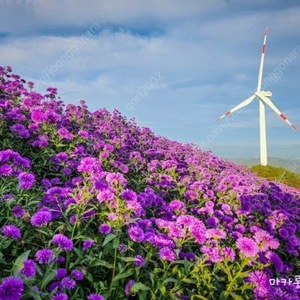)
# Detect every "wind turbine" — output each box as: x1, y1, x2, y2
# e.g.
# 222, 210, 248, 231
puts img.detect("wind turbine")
216, 28, 297, 166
